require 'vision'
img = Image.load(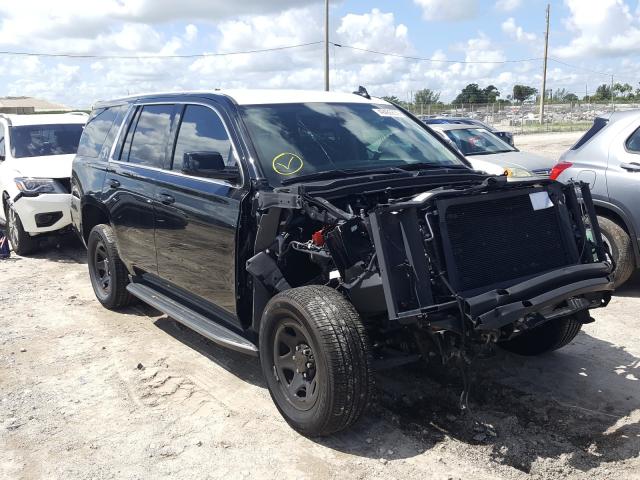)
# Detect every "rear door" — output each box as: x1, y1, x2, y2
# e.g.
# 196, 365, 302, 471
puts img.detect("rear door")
606, 122, 640, 237
105, 103, 176, 273
153, 102, 243, 320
